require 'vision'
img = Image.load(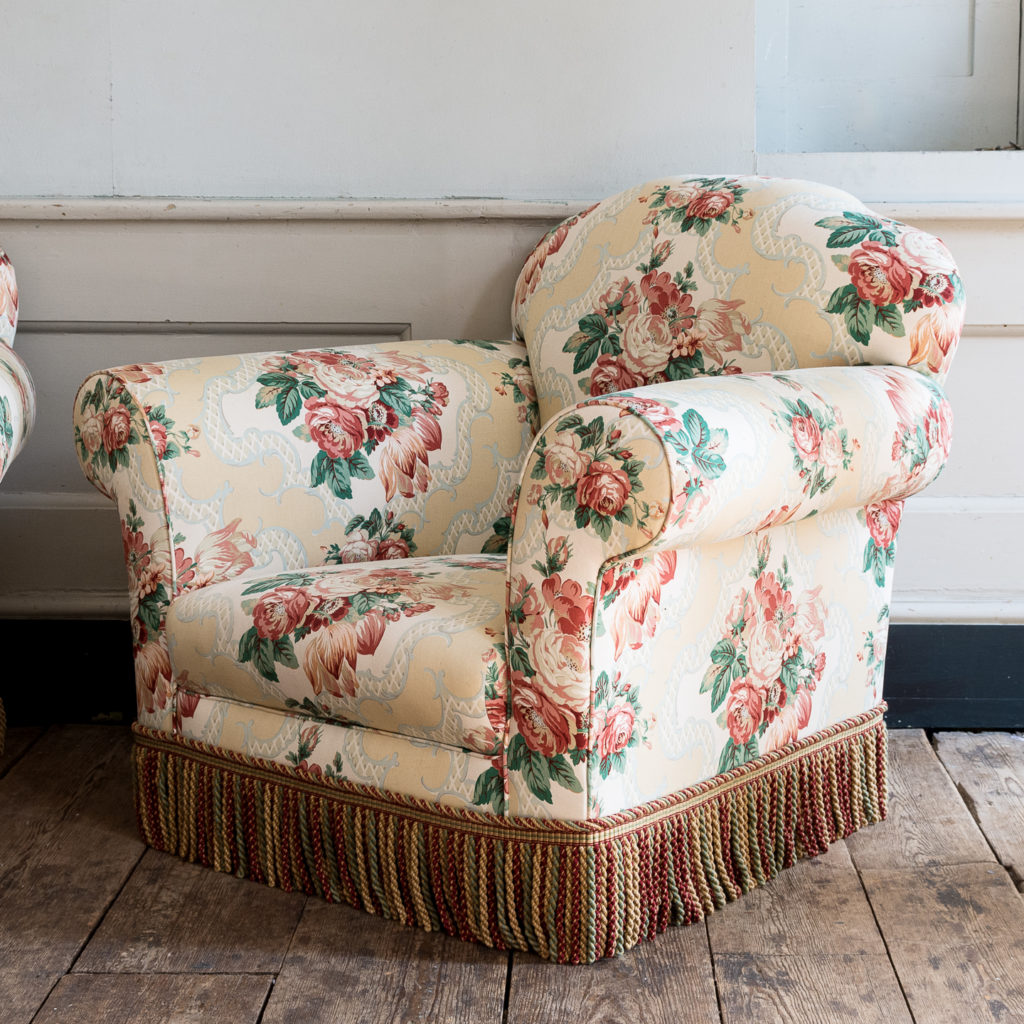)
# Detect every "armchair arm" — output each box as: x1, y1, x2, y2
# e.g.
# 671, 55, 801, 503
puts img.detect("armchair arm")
0, 342, 34, 481
73, 337, 537, 726
0, 249, 32, 481
504, 364, 951, 814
